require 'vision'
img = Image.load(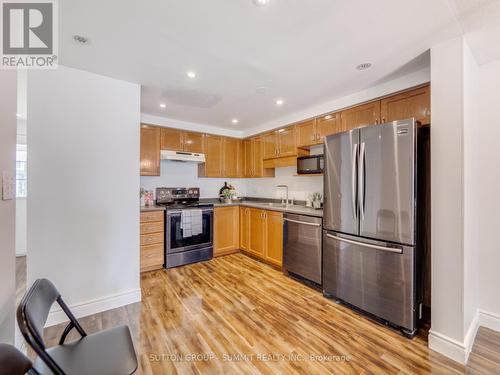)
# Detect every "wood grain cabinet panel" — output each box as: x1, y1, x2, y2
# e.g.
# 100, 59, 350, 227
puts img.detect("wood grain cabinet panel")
243, 139, 253, 177
160, 128, 184, 151
296, 119, 317, 147
140, 243, 164, 270
140, 210, 164, 272
249, 208, 265, 258
240, 207, 250, 250
263, 132, 278, 159
183, 132, 204, 153
381, 85, 430, 125
214, 206, 240, 257
222, 137, 239, 177
140, 125, 161, 176
140, 210, 164, 223
342, 101, 381, 130
277, 127, 297, 157
264, 210, 283, 267
316, 112, 342, 142
200, 135, 223, 177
